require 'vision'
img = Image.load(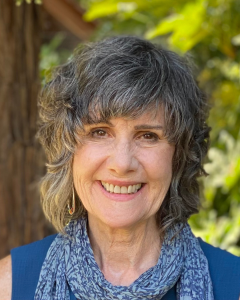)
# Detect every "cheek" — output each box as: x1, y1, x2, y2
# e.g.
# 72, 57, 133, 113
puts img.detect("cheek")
73, 145, 100, 177
73, 149, 90, 197
73, 145, 107, 200
144, 147, 174, 182
72, 159, 92, 212
74, 143, 110, 170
